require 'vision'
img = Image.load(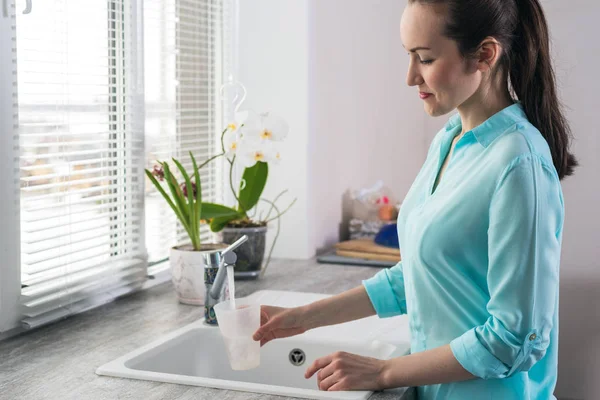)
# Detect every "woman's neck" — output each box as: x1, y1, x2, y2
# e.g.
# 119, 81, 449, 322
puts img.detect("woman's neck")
456, 78, 513, 134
